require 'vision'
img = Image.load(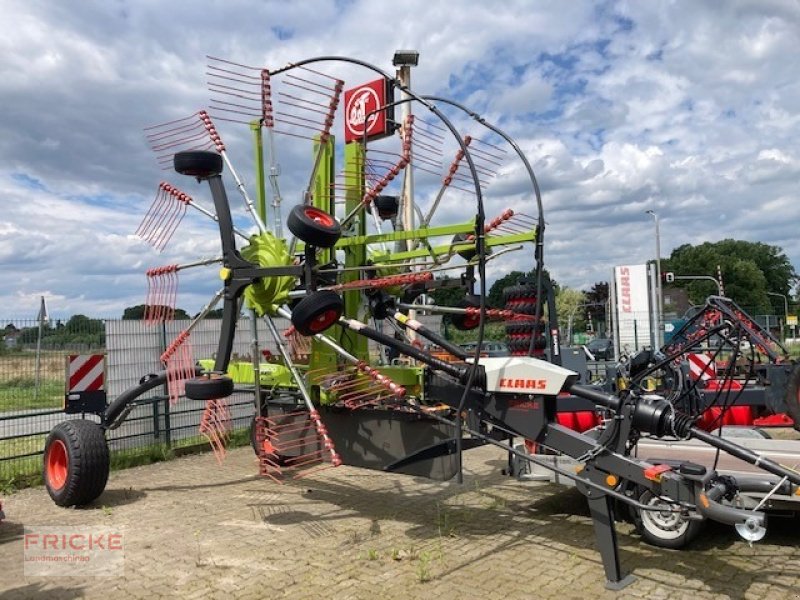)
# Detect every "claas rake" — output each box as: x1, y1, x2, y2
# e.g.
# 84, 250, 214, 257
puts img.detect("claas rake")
42, 53, 800, 591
